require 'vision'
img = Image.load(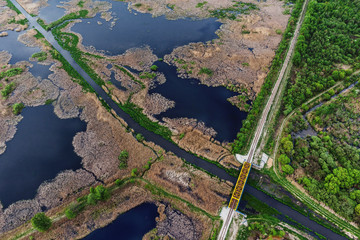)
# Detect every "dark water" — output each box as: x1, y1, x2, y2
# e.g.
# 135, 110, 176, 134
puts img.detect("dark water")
150, 61, 246, 141
0, 105, 86, 208
82, 203, 158, 240
71, 1, 221, 57
0, 30, 52, 79
37, 0, 66, 23
0, 31, 39, 64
